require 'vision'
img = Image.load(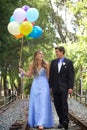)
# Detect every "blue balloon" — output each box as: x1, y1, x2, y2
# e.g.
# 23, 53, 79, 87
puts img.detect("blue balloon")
26, 8, 39, 22
28, 26, 42, 38
10, 15, 15, 22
